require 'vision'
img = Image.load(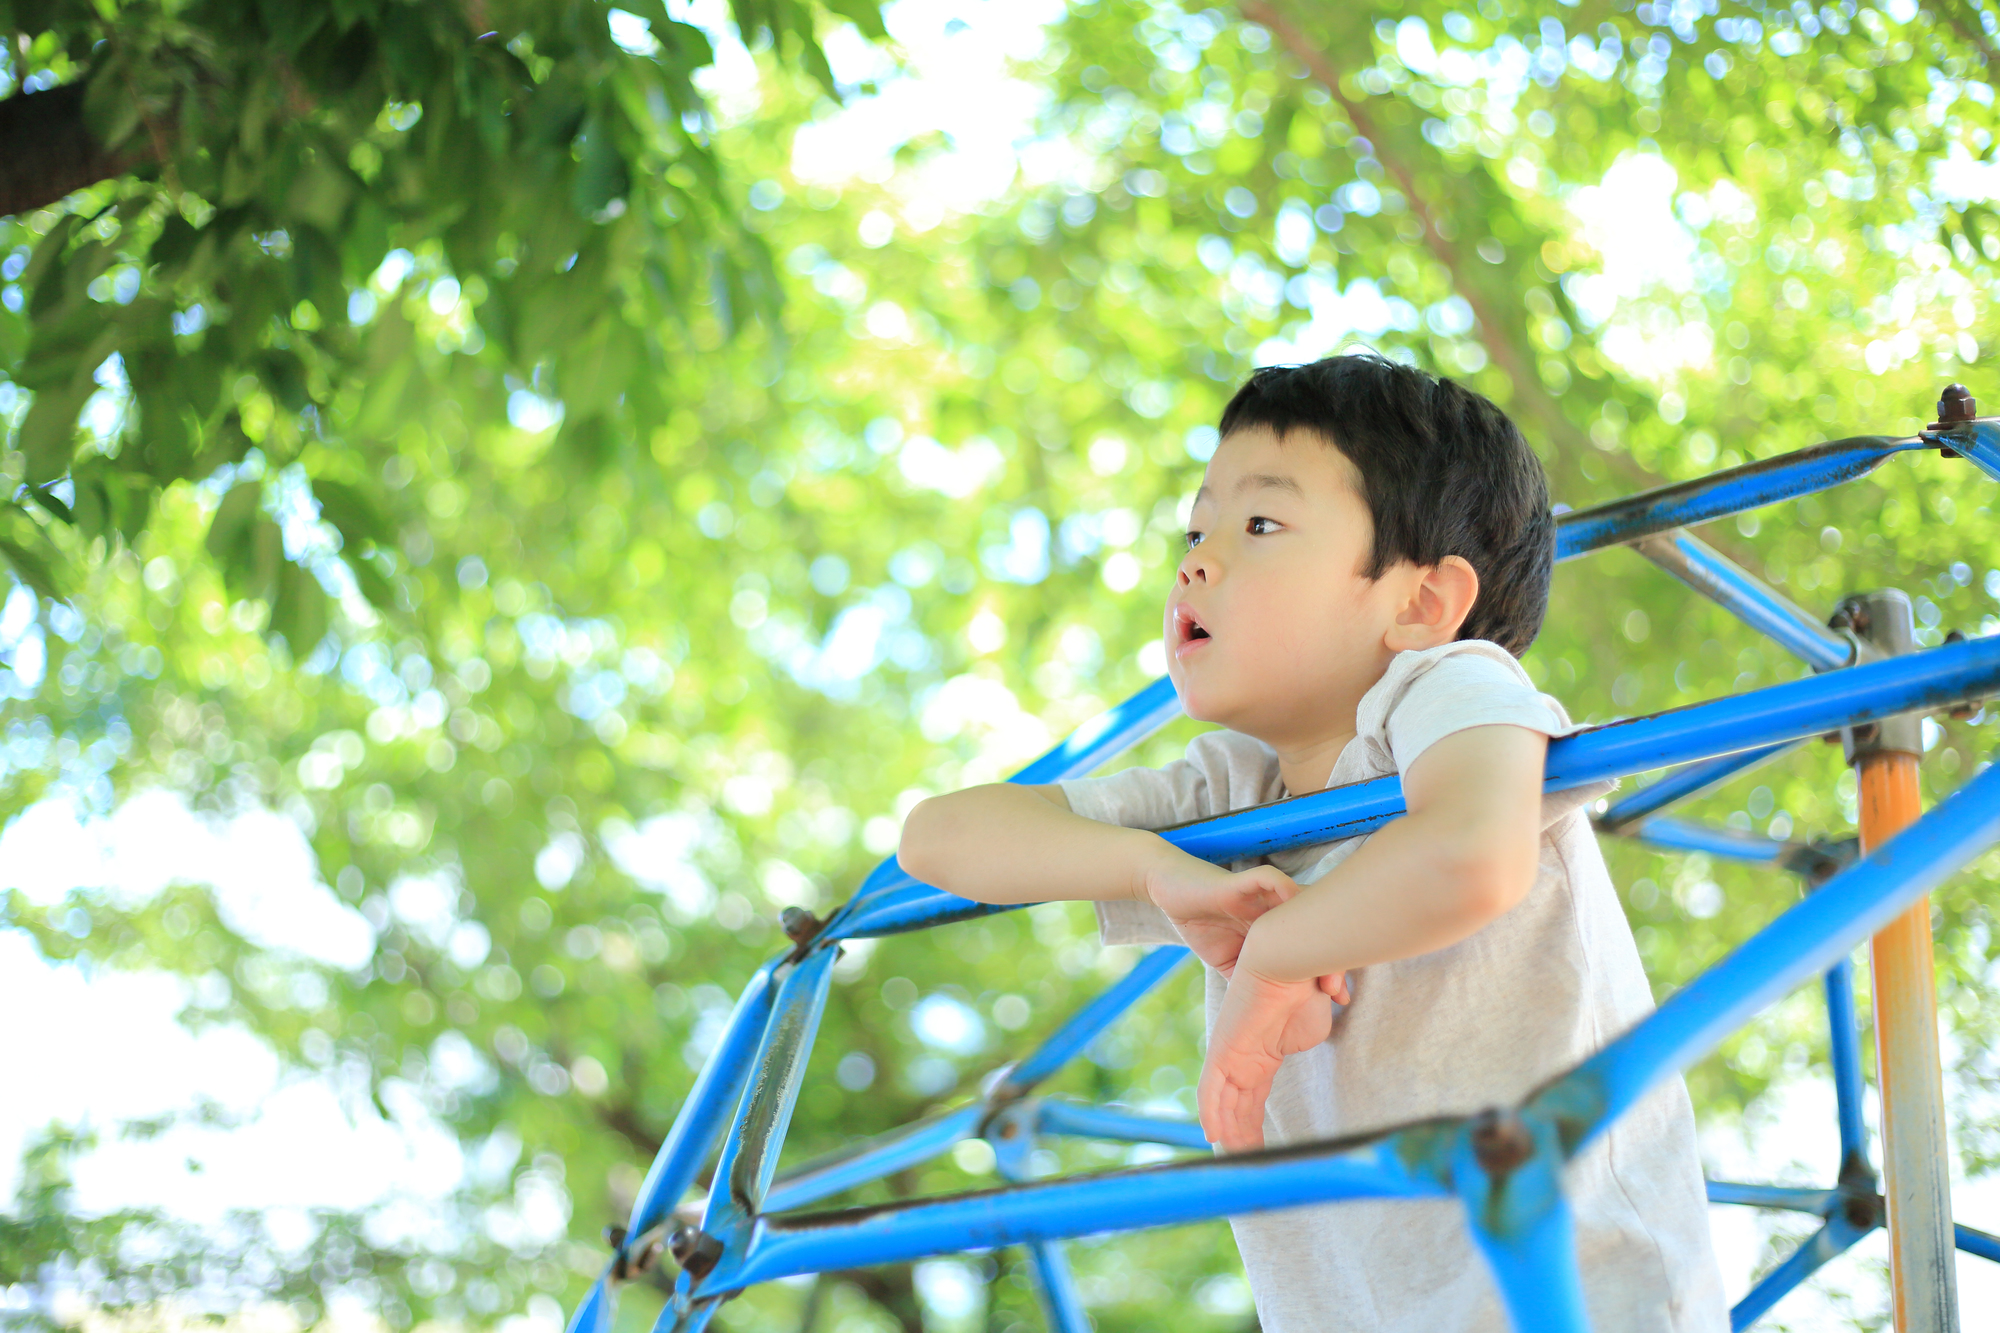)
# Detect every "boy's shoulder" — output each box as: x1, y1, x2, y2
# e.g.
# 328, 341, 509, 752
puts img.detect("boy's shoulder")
1359, 639, 1571, 757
